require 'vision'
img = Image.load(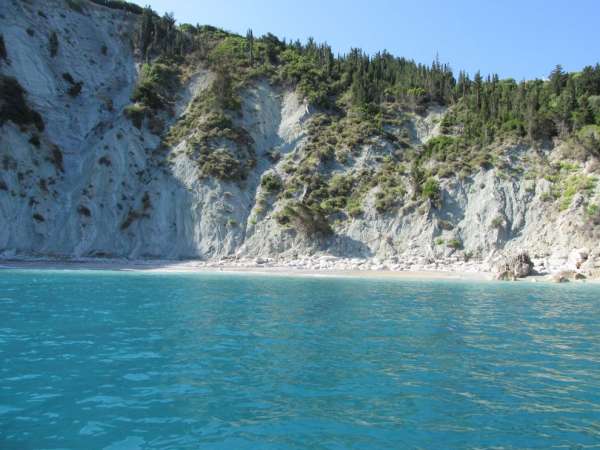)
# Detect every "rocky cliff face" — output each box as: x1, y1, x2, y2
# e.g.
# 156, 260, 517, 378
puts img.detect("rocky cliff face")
1, 0, 599, 275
